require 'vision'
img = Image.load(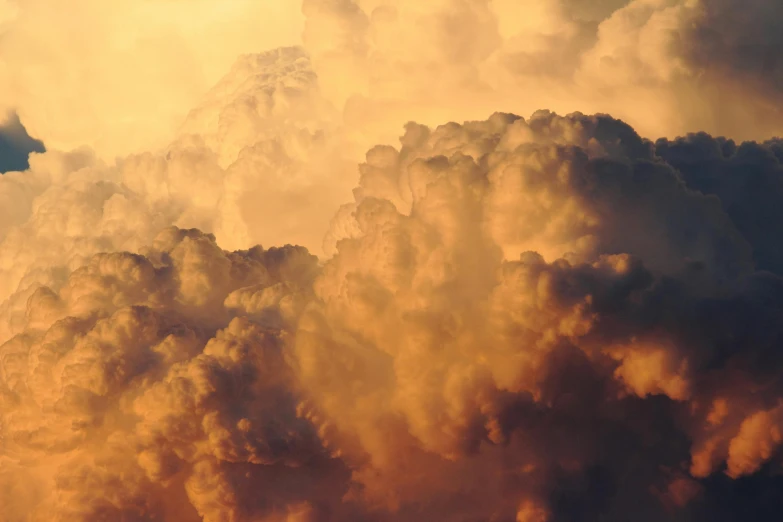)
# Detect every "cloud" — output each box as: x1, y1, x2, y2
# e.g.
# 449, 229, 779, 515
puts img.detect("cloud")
0, 47, 354, 323
5, 107, 783, 520
656, 133, 783, 275
0, 111, 44, 173
298, 111, 783, 520
679, 0, 783, 136
2, 1, 783, 520
4, 0, 783, 161
298, 0, 783, 145
1, 228, 350, 522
